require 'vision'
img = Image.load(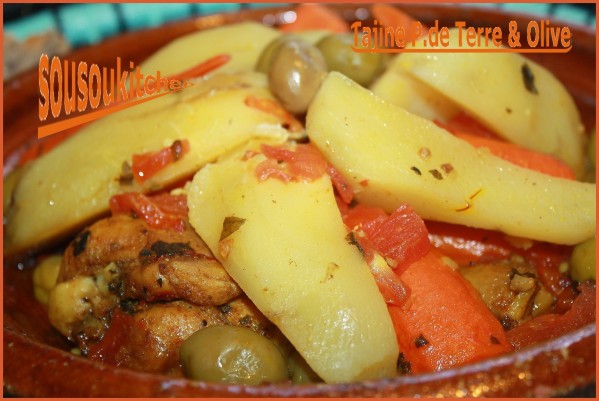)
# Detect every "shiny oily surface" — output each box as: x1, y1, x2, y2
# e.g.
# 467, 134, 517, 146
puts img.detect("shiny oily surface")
3, 4, 596, 398
268, 38, 327, 114
317, 33, 388, 86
